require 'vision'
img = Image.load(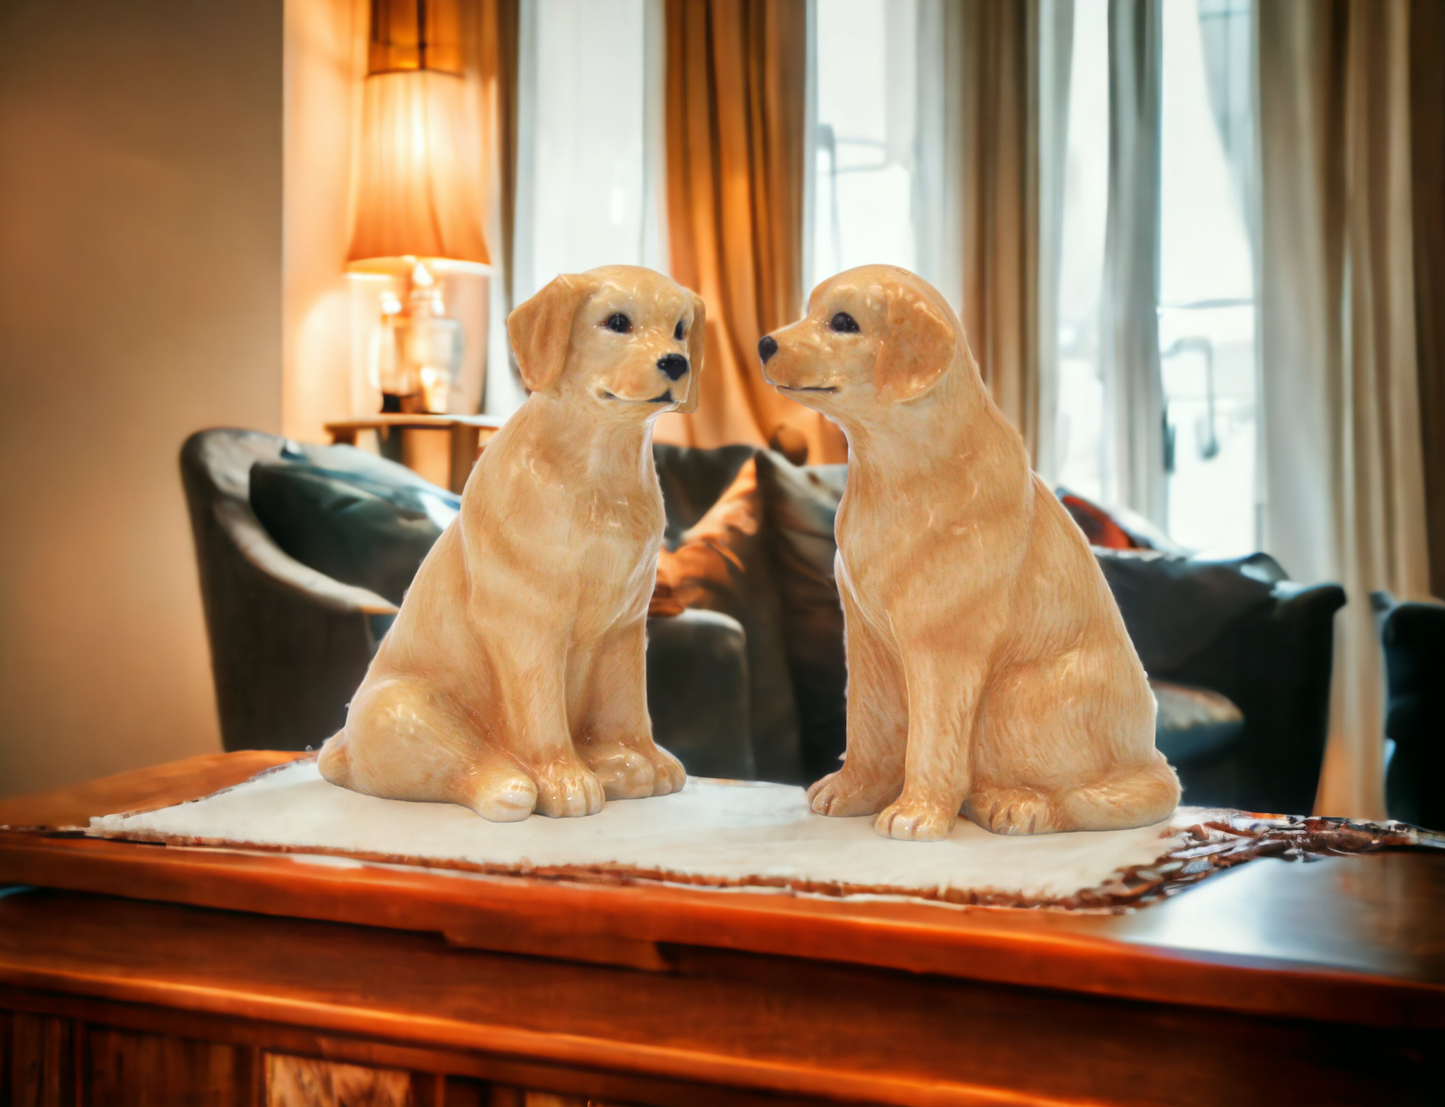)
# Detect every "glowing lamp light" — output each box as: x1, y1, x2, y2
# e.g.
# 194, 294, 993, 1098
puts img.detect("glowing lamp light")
347, 0, 488, 414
